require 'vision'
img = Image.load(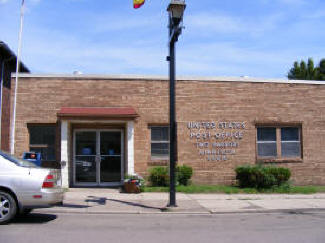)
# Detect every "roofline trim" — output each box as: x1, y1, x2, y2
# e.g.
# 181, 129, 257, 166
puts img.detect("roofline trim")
11, 73, 325, 85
